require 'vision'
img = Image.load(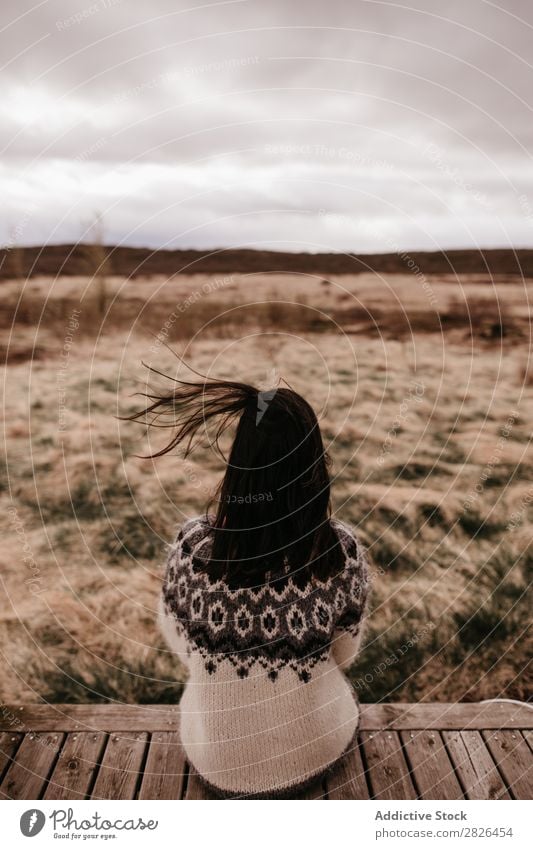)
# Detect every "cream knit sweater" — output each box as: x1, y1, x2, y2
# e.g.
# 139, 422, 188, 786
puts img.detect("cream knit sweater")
158, 515, 370, 798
